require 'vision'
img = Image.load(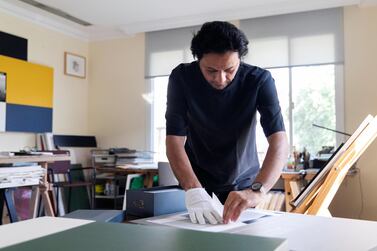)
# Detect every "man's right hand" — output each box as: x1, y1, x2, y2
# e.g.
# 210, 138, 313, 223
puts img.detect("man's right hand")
185, 188, 223, 224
